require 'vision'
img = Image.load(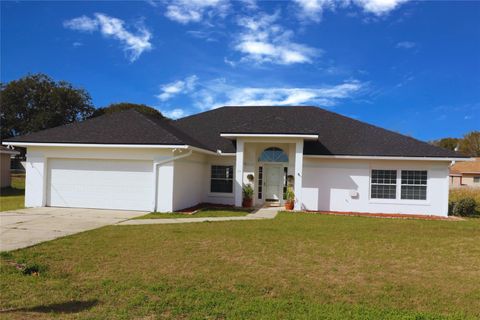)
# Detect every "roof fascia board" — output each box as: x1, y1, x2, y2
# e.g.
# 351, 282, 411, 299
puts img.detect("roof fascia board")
2, 142, 190, 149
304, 154, 471, 162
220, 133, 318, 140
216, 152, 236, 156
3, 142, 221, 155
186, 146, 218, 156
